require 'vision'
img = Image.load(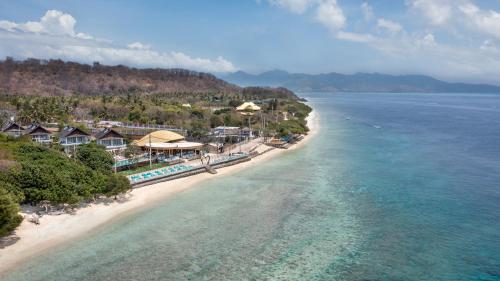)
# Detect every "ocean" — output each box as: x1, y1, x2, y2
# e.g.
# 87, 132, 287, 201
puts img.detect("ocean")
4, 93, 500, 281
